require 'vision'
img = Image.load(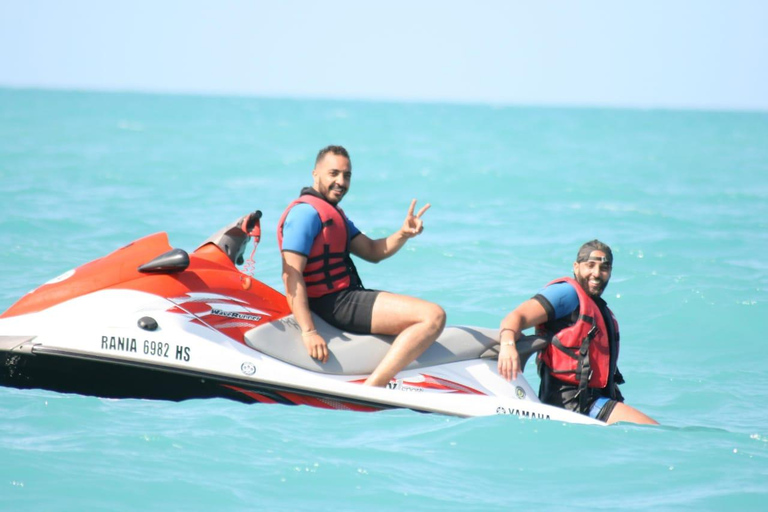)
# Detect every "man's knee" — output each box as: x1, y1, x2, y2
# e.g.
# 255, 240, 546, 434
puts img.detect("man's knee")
425, 303, 446, 333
